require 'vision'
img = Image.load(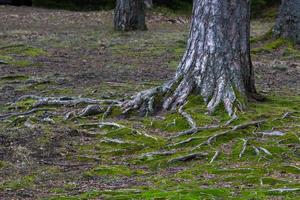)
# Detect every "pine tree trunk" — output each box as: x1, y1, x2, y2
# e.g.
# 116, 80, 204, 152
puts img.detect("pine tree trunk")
273, 0, 300, 43
123, 0, 258, 116
114, 0, 147, 31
